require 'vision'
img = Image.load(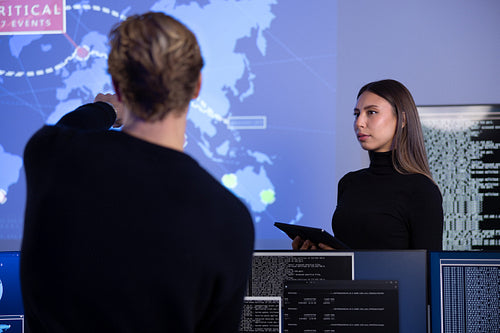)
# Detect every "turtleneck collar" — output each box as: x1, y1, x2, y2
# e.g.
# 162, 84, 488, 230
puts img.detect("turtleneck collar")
368, 151, 394, 172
